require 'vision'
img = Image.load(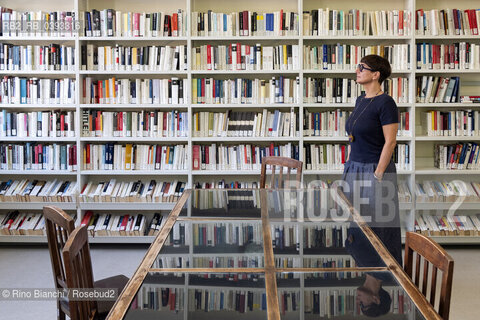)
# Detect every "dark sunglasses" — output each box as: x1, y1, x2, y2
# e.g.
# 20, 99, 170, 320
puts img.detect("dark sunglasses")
357, 64, 376, 72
